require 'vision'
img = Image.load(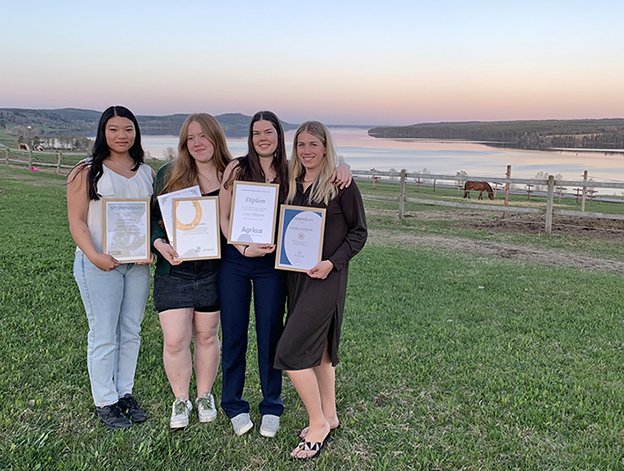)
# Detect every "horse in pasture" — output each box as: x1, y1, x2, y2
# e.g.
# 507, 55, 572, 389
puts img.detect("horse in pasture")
464, 181, 494, 200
